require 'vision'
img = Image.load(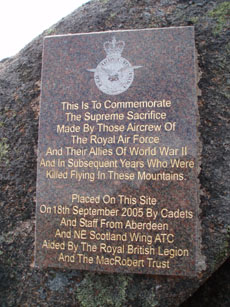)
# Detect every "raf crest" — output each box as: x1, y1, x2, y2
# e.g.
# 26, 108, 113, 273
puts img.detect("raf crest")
87, 37, 142, 95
